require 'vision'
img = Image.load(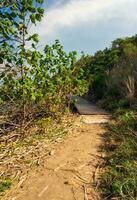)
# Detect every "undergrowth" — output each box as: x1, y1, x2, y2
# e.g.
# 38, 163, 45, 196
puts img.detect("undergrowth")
100, 112, 137, 200
0, 114, 77, 197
